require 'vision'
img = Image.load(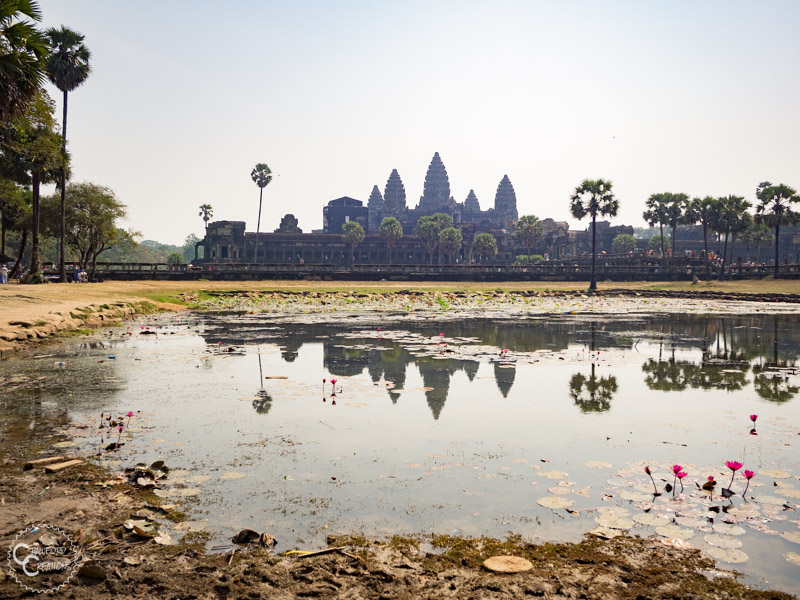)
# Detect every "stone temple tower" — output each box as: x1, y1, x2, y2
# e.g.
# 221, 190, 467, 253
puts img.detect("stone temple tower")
367, 185, 384, 231
494, 175, 518, 228
383, 169, 407, 219
419, 152, 453, 213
